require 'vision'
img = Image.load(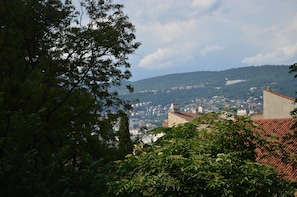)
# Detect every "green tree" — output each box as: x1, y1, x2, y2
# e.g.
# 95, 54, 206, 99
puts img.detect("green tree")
118, 112, 133, 158
289, 62, 297, 119
0, 0, 139, 196
288, 62, 297, 173
106, 113, 295, 196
